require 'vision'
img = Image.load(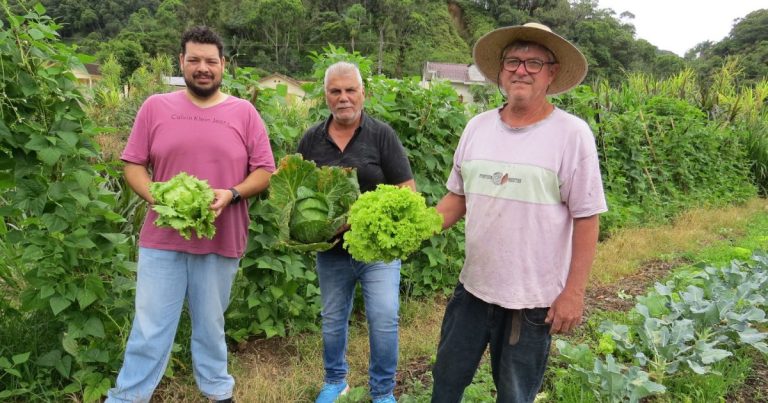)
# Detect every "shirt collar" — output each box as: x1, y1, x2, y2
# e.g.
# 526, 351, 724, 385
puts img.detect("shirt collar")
322, 111, 369, 135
